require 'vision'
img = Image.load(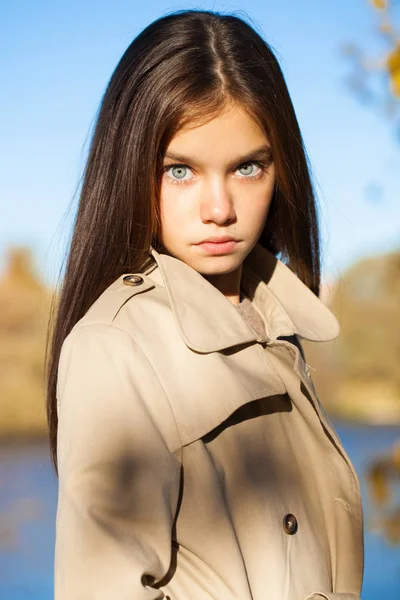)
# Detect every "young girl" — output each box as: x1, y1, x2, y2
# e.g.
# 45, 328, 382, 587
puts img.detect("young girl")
46, 9, 364, 600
